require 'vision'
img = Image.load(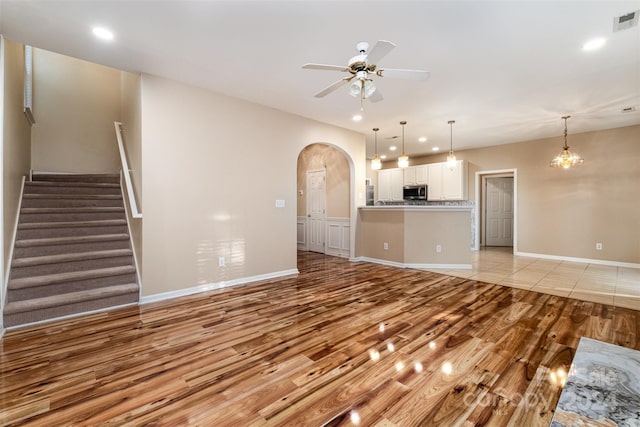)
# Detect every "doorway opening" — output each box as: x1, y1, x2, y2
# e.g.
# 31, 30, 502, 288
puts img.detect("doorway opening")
474, 169, 517, 253
296, 143, 352, 258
